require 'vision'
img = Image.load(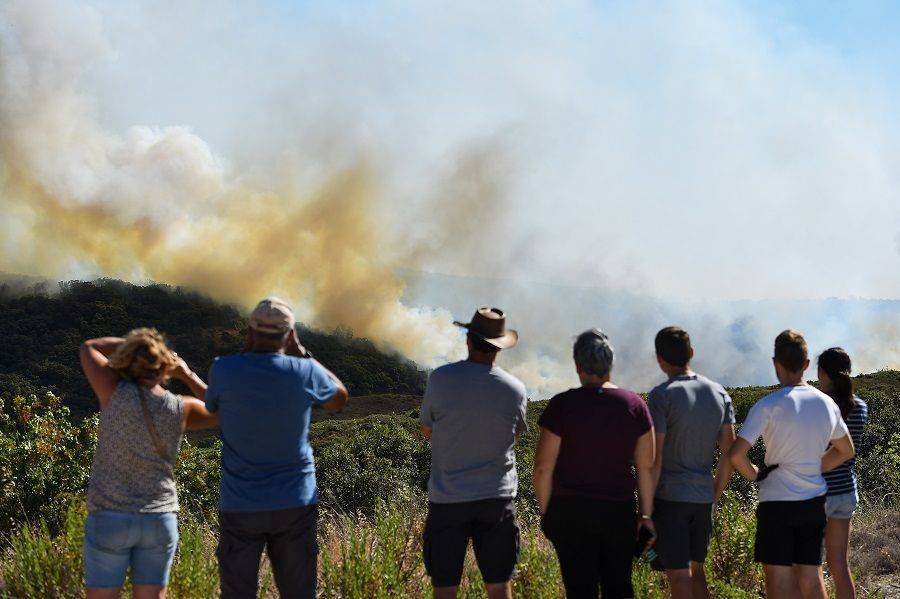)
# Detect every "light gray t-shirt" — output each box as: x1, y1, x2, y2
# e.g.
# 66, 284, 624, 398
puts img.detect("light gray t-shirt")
419, 360, 528, 504
648, 373, 735, 503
